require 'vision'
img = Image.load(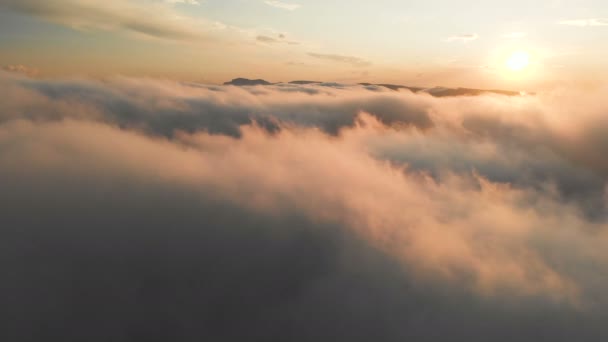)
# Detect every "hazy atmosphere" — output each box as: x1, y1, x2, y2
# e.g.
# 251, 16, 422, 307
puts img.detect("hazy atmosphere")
1, 1, 607, 341
1, 0, 607, 88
